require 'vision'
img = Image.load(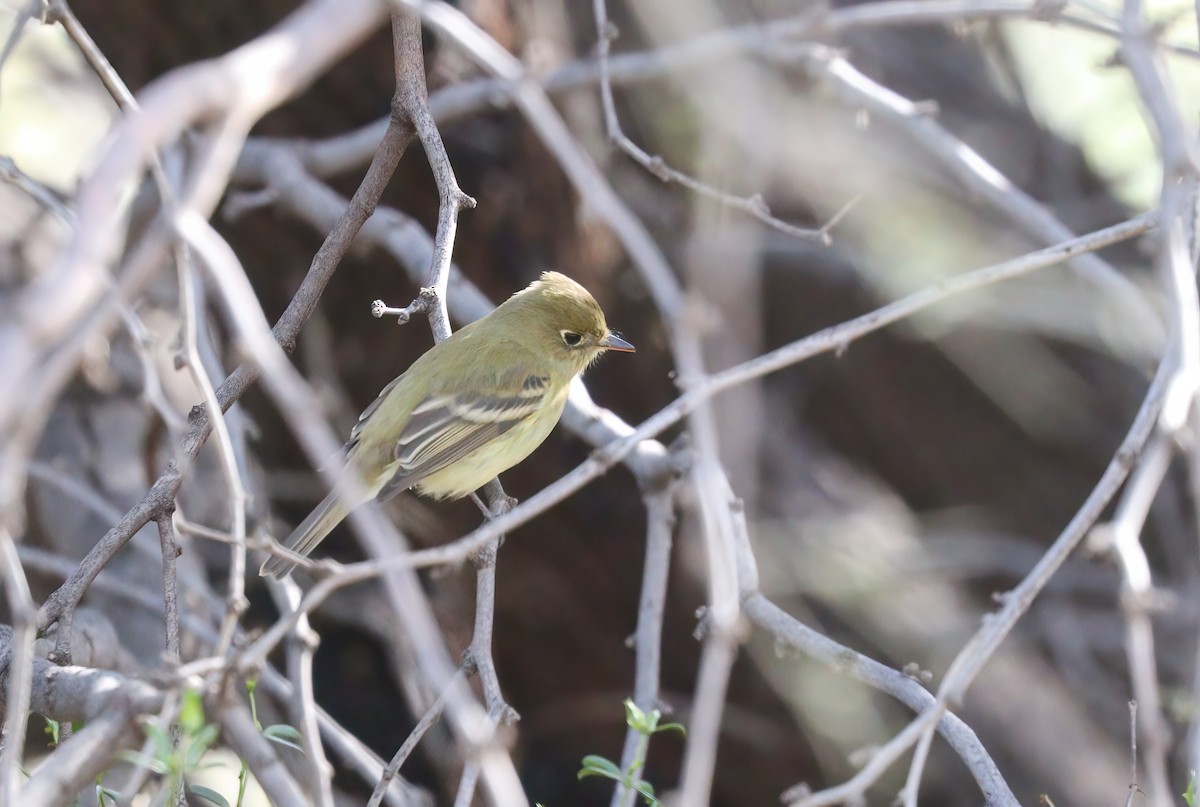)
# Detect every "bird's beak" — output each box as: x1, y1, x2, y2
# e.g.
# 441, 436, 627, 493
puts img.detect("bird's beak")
601, 333, 636, 353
